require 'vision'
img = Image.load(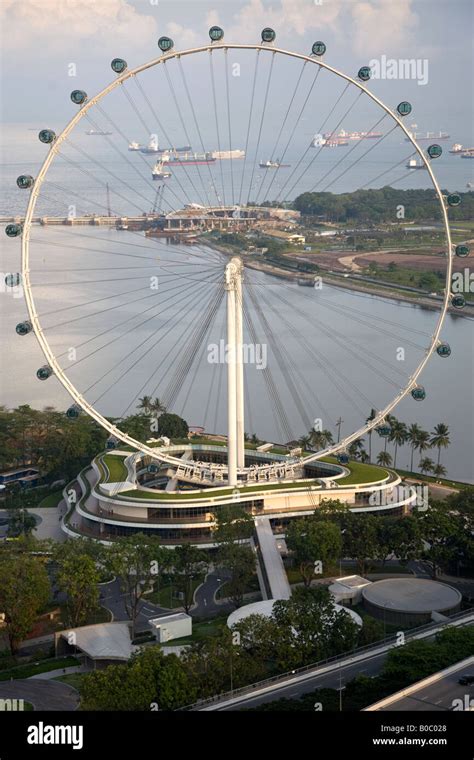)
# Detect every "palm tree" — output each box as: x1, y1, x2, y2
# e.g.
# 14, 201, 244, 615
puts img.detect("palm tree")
359, 449, 370, 463
310, 429, 333, 450
298, 434, 311, 450
419, 457, 434, 475
137, 396, 153, 415
377, 451, 392, 467
250, 433, 260, 445
407, 423, 422, 473
430, 423, 450, 466
389, 420, 408, 469
151, 397, 166, 417
432, 463, 447, 480
366, 408, 377, 462
348, 438, 364, 459
413, 429, 431, 471
382, 414, 397, 453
